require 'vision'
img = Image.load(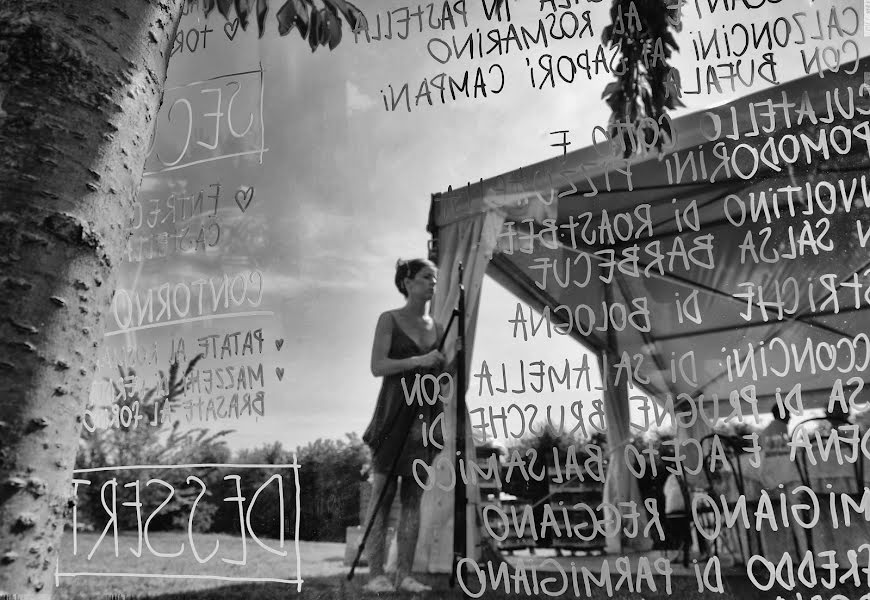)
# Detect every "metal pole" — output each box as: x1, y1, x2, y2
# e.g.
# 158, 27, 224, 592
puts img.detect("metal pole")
347, 311, 458, 580
449, 262, 467, 588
